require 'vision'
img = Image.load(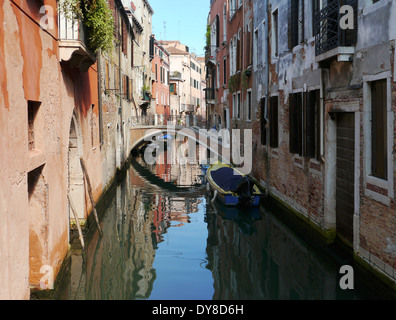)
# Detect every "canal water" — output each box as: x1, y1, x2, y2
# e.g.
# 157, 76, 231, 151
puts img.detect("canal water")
53, 141, 386, 300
